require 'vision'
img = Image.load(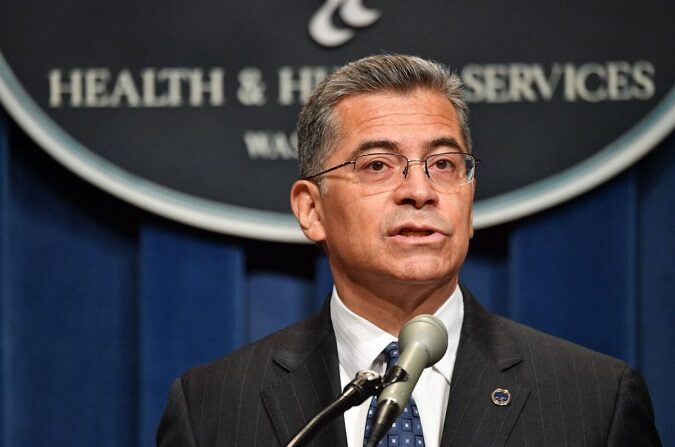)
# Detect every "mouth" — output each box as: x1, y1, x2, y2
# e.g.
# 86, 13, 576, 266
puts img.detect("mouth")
389, 223, 446, 241
398, 228, 435, 237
